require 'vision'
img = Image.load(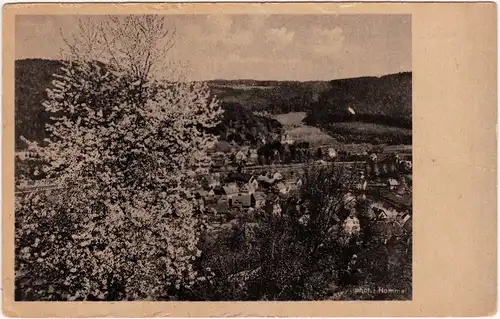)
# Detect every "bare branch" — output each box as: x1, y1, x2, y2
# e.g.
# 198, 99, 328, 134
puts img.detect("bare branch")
61, 15, 178, 82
